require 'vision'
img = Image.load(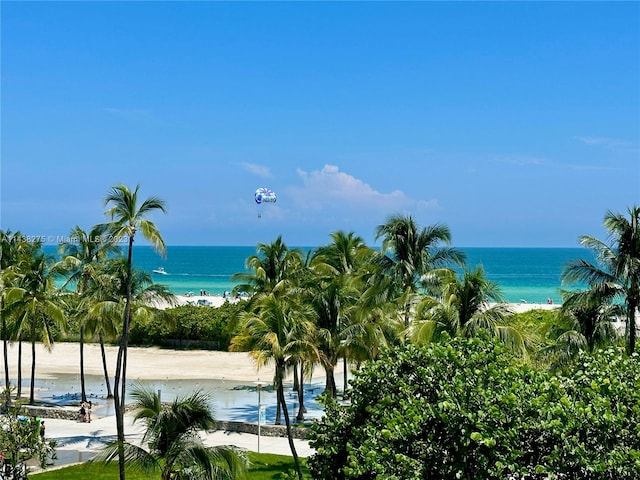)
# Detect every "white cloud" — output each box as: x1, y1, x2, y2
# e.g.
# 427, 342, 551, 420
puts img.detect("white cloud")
574, 136, 638, 152
492, 155, 546, 166
290, 164, 437, 214
239, 162, 273, 178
